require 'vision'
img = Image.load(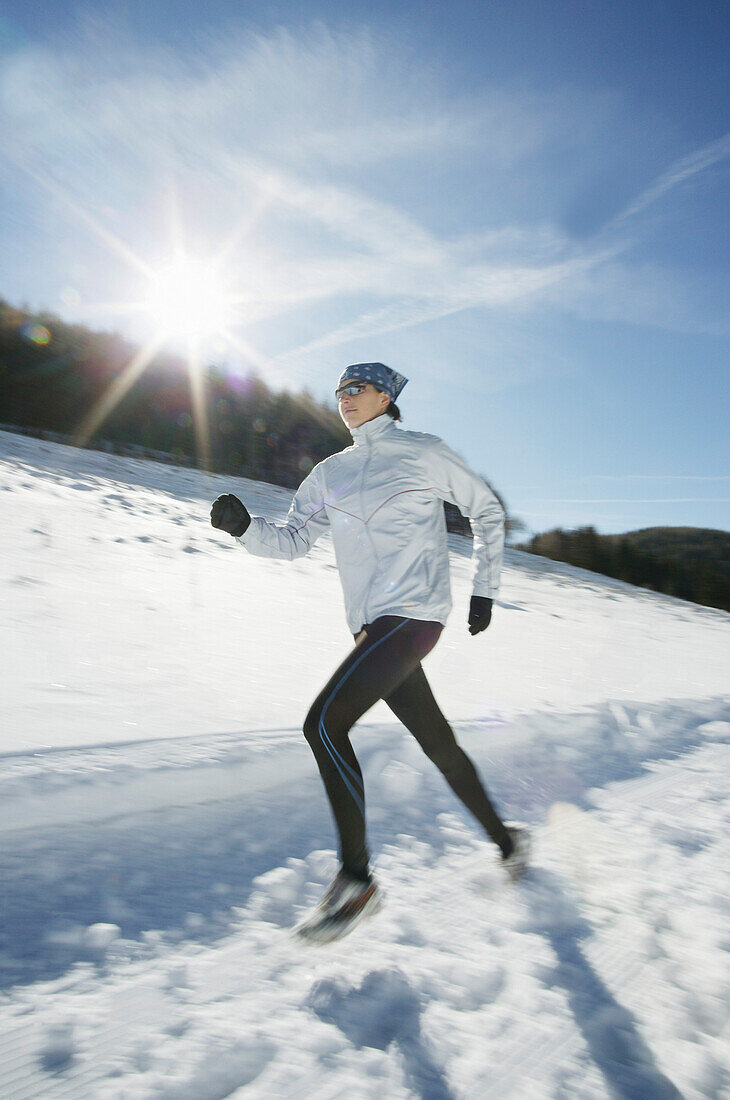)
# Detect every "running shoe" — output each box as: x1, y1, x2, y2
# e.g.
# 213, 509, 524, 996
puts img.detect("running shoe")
502, 824, 531, 881
294, 870, 383, 944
